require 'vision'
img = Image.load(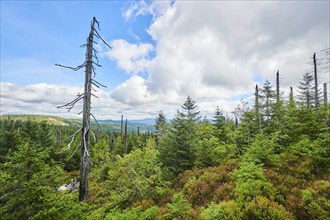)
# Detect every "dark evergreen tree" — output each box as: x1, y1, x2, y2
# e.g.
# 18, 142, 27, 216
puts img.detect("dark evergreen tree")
212, 106, 227, 141
0, 138, 64, 219
212, 106, 225, 129
289, 86, 295, 107
259, 80, 276, 134
155, 111, 167, 137
0, 119, 20, 163
255, 84, 262, 133
124, 118, 128, 153
259, 80, 276, 121
158, 96, 200, 177
20, 120, 39, 143
298, 72, 315, 108
180, 95, 200, 123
